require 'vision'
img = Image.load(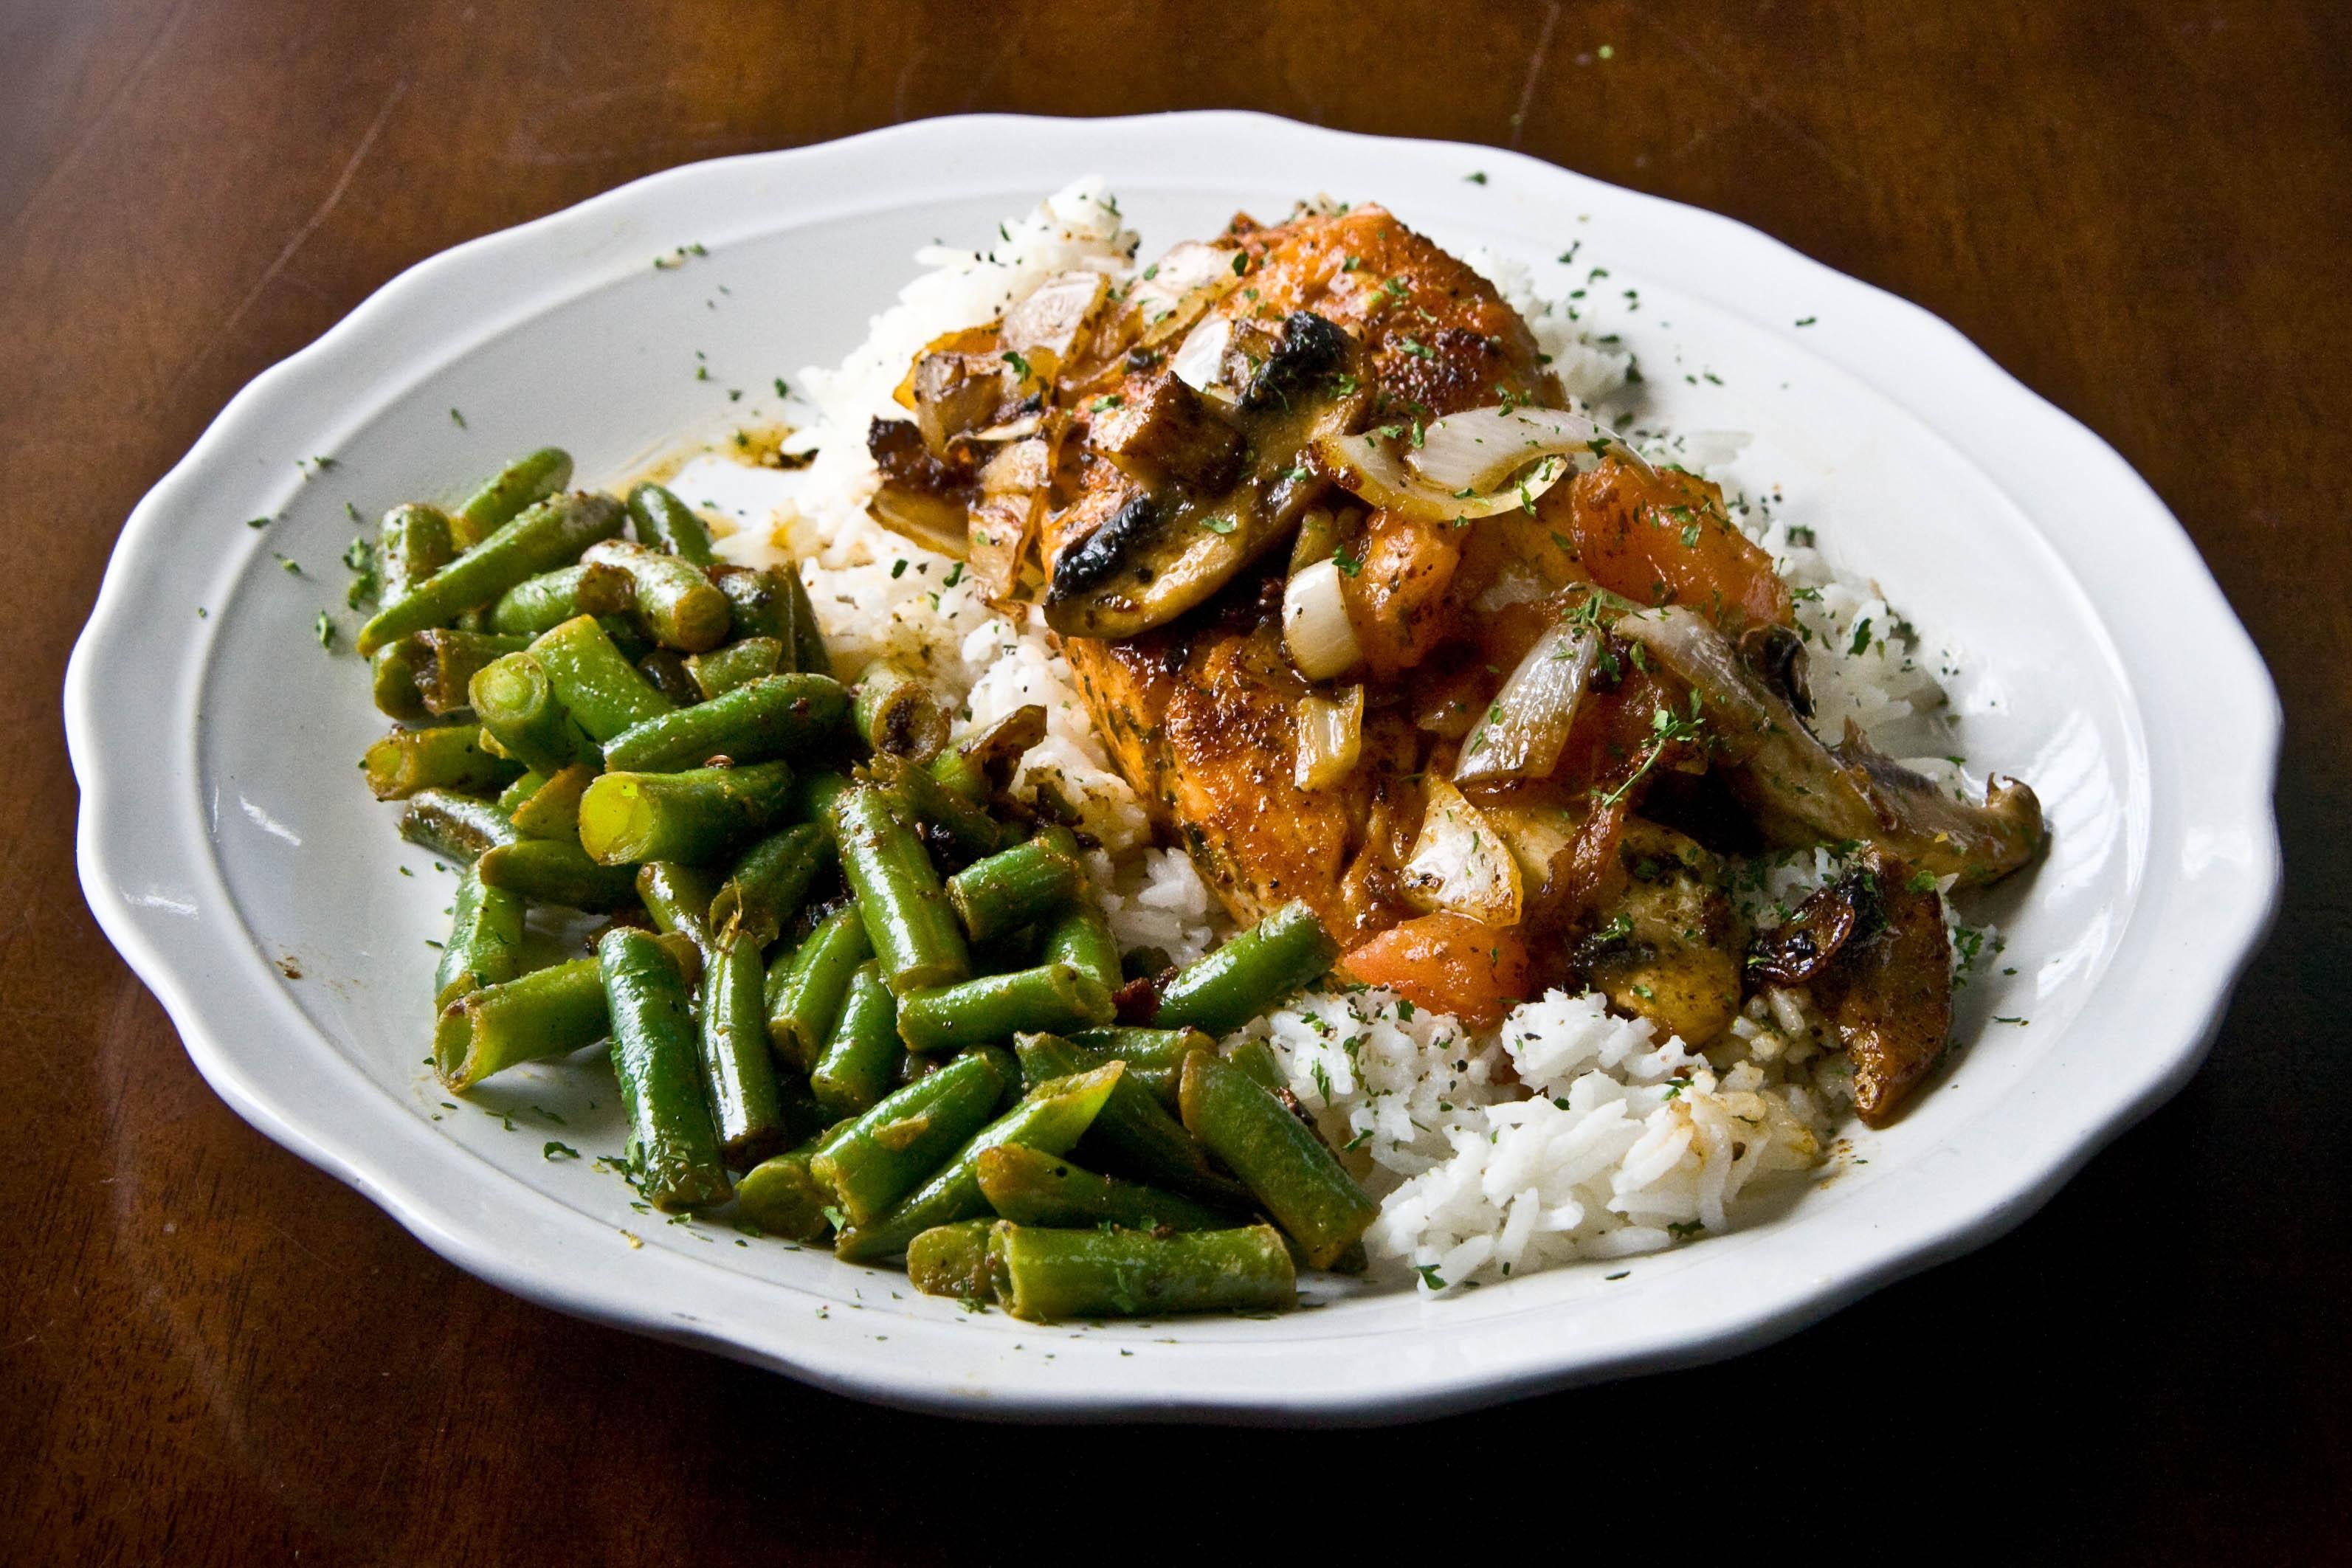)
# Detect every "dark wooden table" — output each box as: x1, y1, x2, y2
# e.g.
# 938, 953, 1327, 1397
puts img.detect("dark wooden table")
8, 1, 2345, 1560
